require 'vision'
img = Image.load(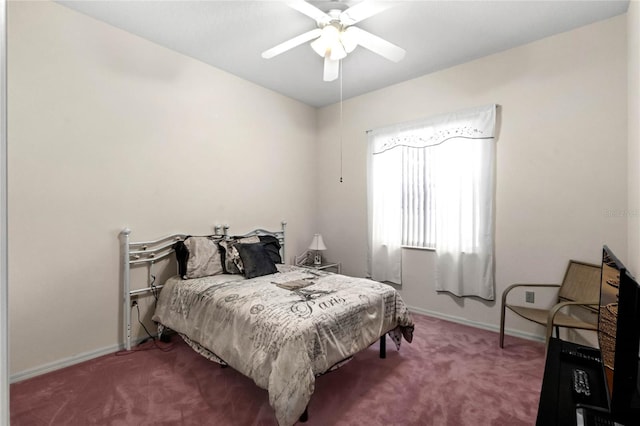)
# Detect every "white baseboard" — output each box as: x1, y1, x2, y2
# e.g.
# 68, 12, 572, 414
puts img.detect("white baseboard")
10, 336, 152, 384
11, 309, 543, 383
407, 305, 545, 344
